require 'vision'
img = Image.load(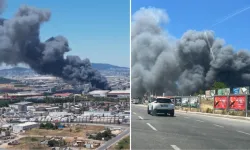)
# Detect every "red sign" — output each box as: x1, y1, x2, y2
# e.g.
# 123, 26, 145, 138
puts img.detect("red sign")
214, 96, 228, 109
229, 96, 246, 110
